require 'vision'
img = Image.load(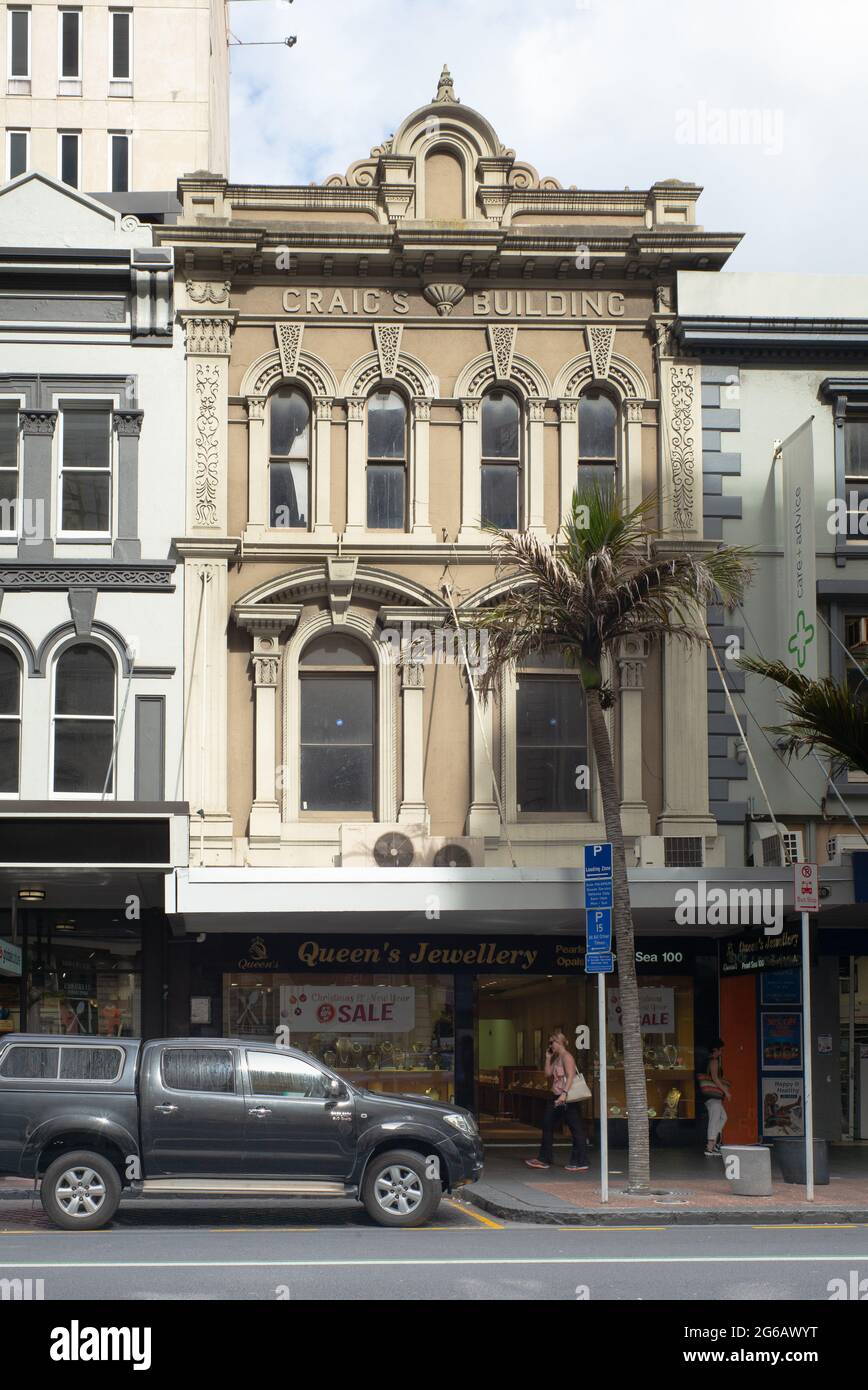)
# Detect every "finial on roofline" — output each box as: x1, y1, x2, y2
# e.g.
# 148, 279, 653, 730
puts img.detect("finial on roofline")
434, 64, 458, 104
